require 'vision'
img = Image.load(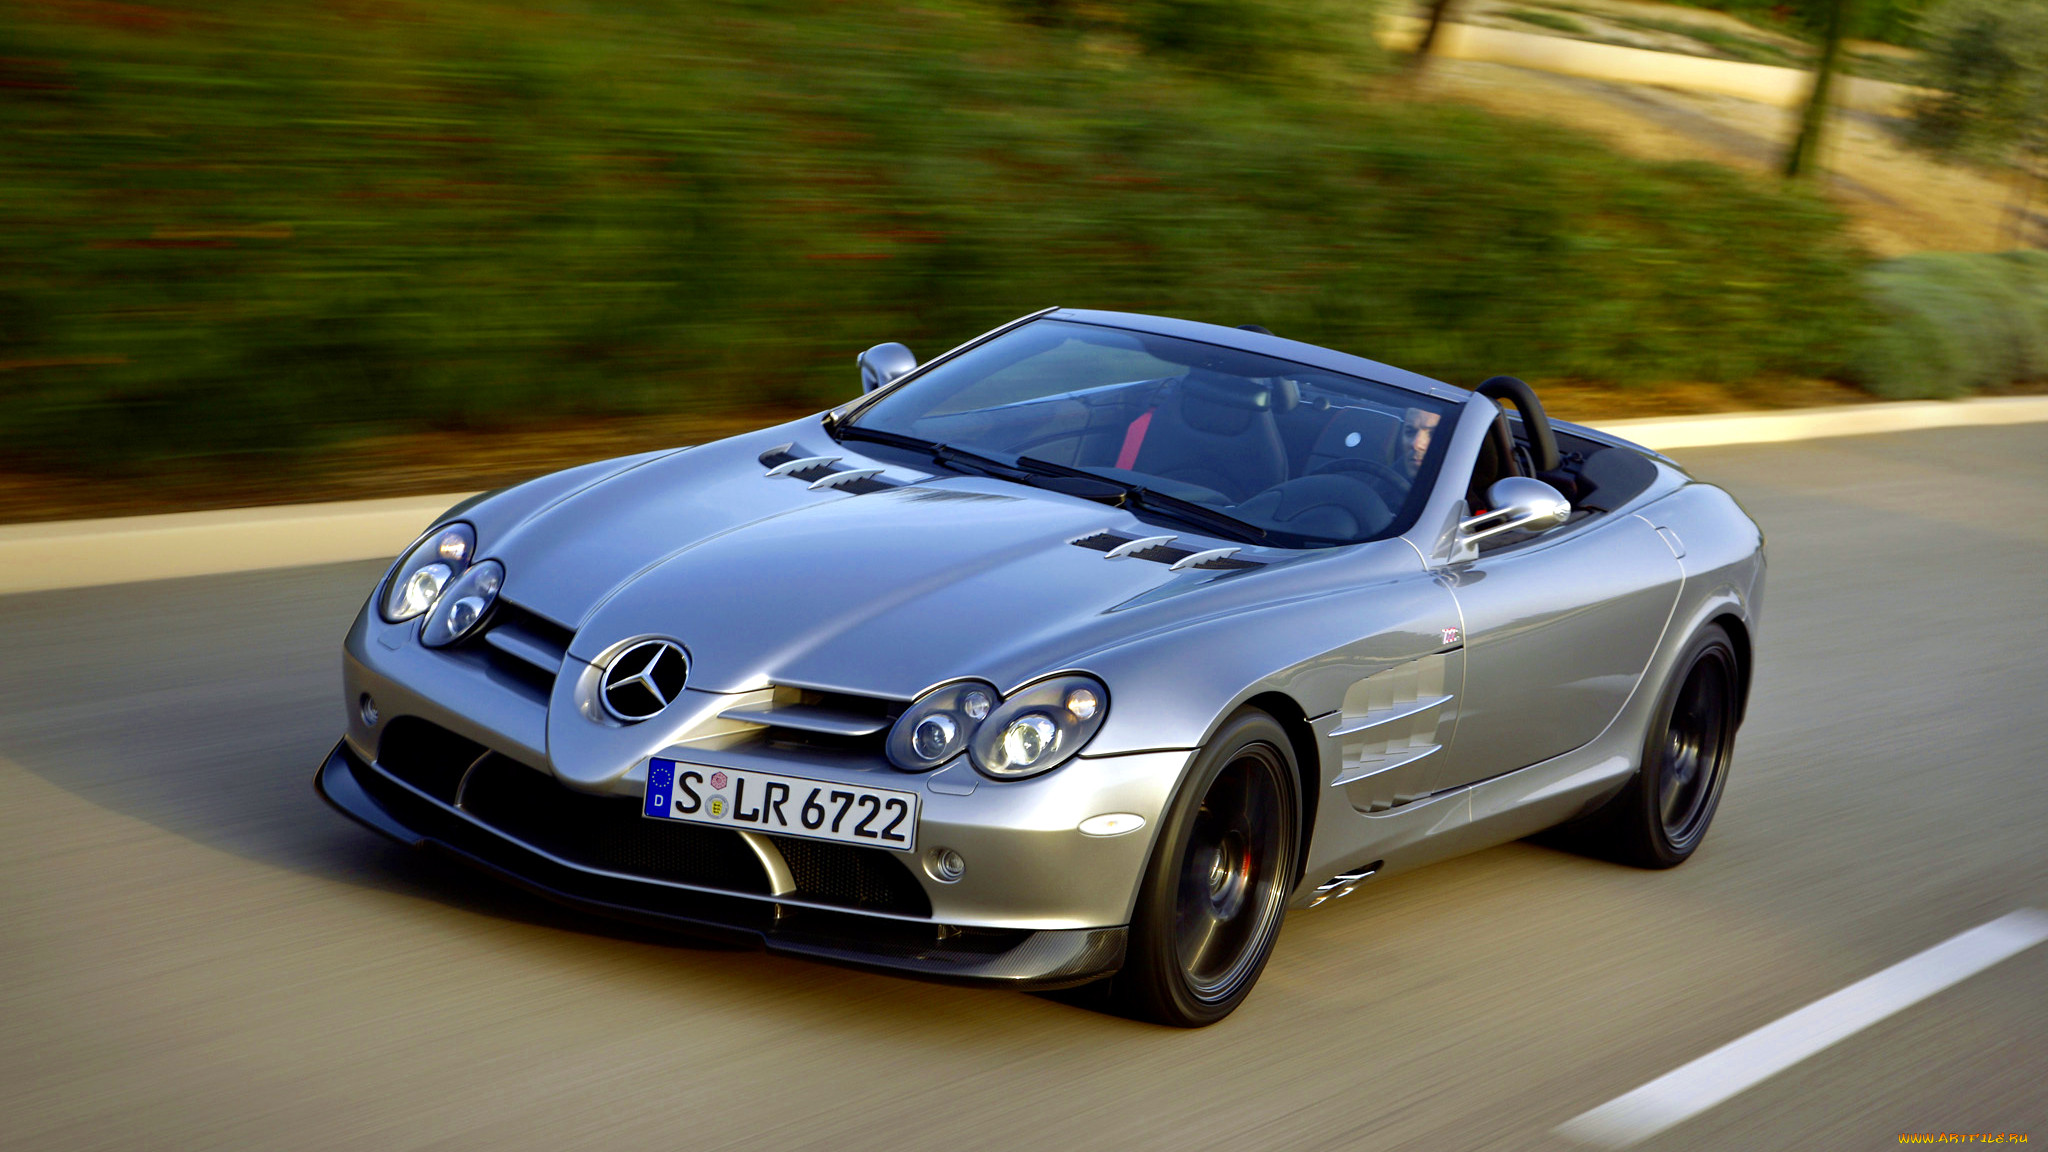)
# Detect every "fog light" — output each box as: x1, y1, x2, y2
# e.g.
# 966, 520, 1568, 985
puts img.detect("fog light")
358, 694, 379, 727
924, 847, 967, 884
